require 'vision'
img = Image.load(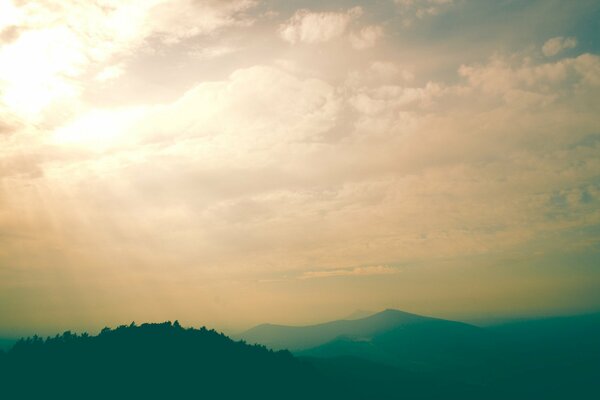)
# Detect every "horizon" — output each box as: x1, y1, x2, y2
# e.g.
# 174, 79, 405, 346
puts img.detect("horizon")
2, 306, 600, 340
1, 0, 600, 338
